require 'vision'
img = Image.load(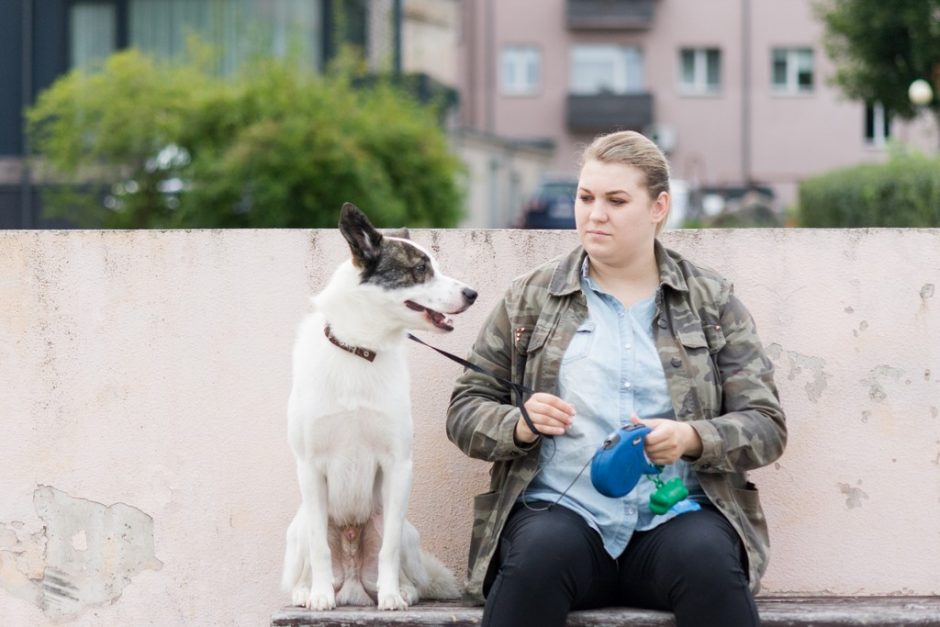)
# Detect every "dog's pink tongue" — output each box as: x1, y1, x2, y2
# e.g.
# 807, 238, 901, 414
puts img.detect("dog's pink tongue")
428, 310, 454, 331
